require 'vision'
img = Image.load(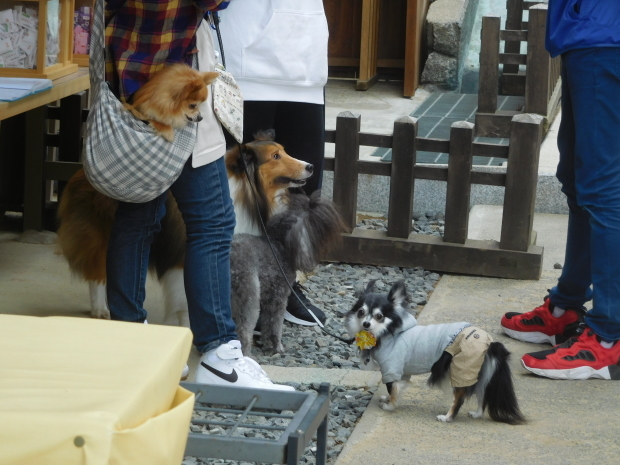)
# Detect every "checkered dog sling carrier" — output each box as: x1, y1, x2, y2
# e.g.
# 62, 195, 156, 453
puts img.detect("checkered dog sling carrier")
82, 0, 196, 203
